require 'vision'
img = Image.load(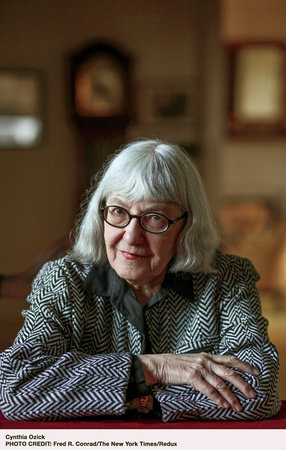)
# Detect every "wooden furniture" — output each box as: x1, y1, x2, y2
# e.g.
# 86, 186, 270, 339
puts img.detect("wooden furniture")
0, 236, 70, 352
0, 235, 70, 299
